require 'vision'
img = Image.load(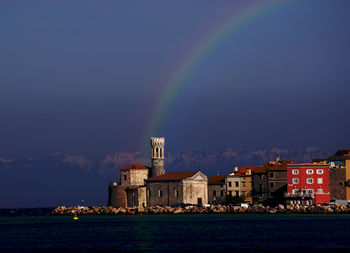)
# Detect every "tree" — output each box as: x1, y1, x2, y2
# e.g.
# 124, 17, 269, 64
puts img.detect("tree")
225, 195, 245, 205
